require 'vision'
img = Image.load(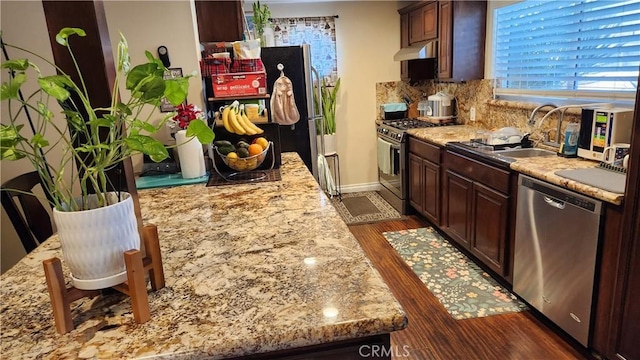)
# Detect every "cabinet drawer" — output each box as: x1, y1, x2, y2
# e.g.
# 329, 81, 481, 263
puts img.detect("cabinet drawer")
409, 138, 440, 164
443, 151, 510, 193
